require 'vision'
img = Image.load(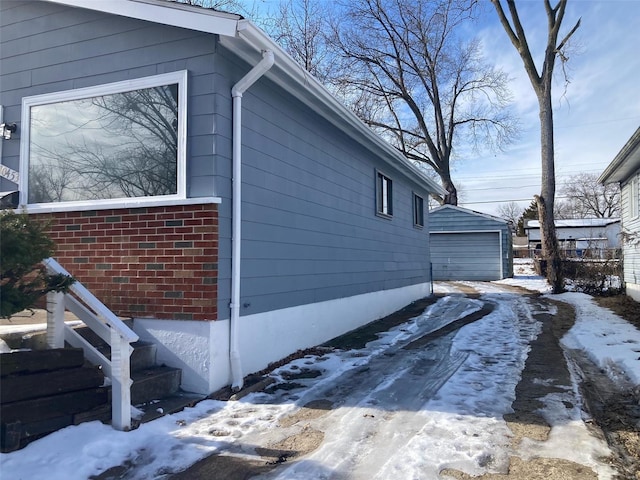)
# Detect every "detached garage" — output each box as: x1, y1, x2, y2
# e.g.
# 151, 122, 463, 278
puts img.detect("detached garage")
430, 205, 513, 281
